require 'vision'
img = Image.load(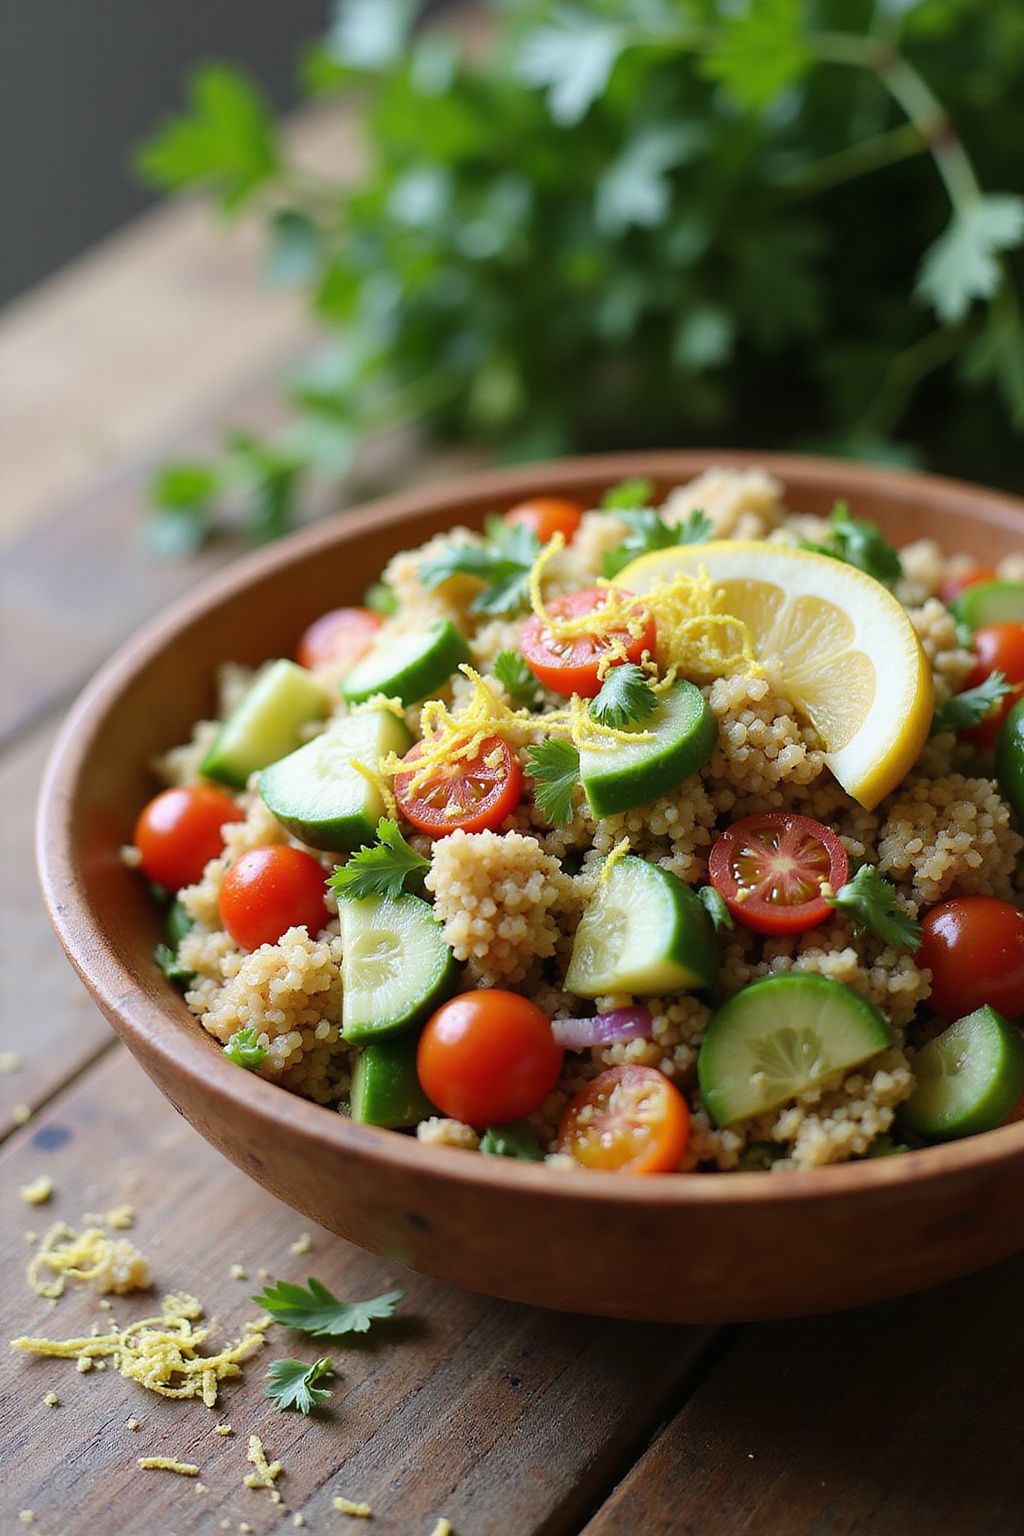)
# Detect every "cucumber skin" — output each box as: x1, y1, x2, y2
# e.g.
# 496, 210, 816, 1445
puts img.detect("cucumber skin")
201, 660, 329, 788
900, 1006, 1024, 1141
995, 699, 1024, 822
582, 683, 718, 817
260, 713, 414, 854
350, 1036, 436, 1128
952, 580, 1024, 631
342, 620, 470, 707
